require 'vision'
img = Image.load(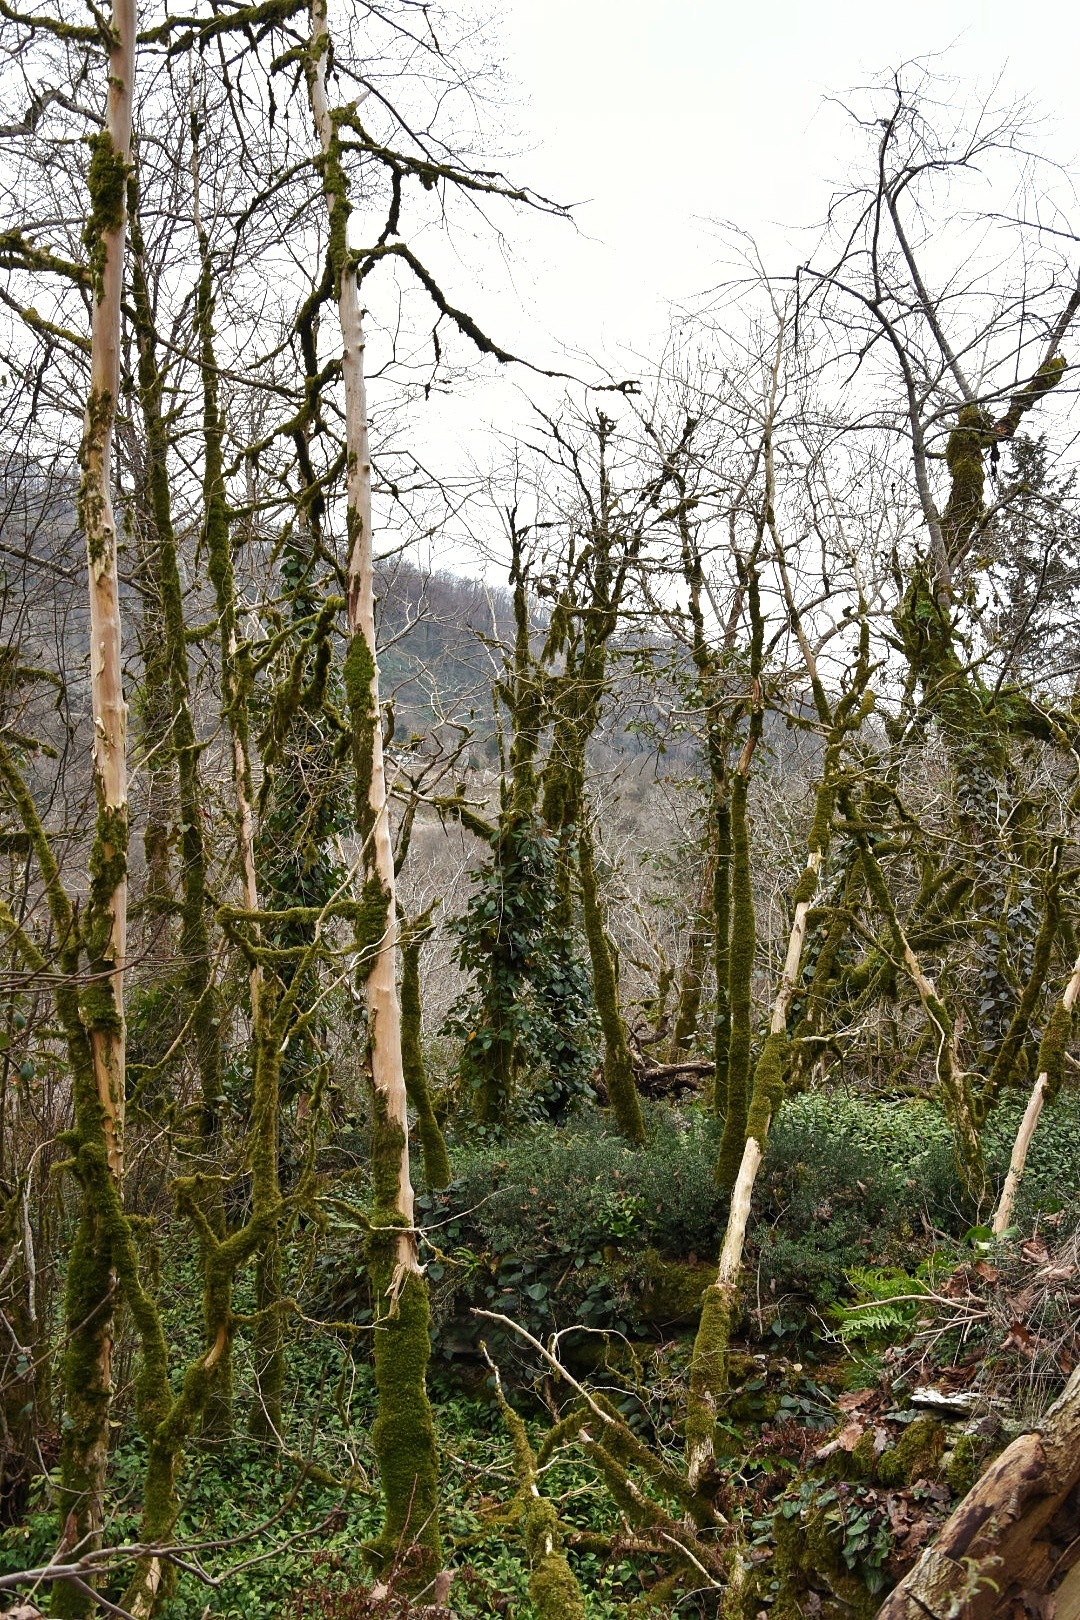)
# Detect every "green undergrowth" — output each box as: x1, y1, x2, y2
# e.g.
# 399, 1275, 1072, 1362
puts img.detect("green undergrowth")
312, 1089, 1080, 1362
0, 1342, 656, 1618
6, 1086, 1076, 1616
